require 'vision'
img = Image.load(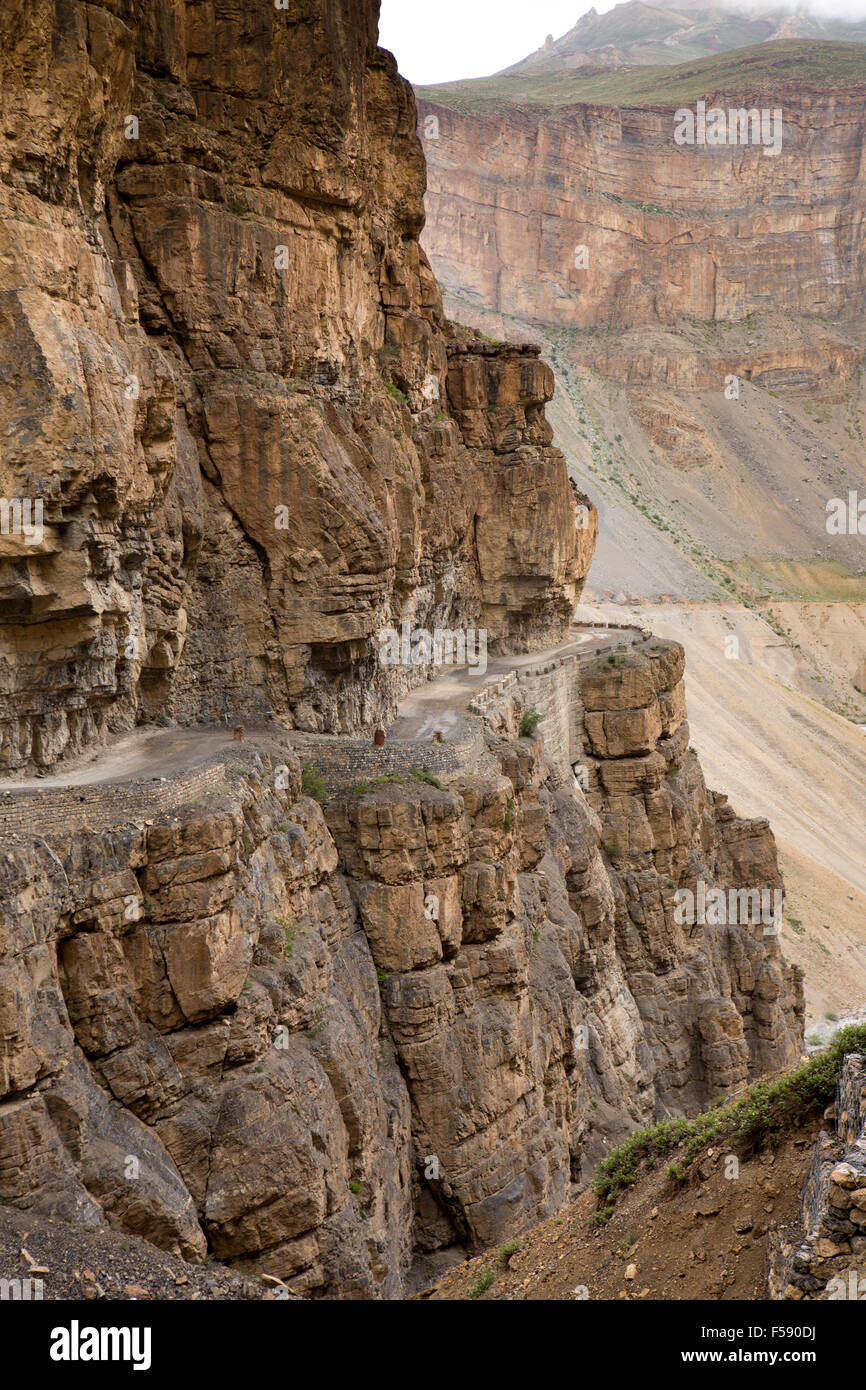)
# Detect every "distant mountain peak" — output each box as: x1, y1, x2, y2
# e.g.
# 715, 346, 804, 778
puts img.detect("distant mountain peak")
499, 0, 866, 75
